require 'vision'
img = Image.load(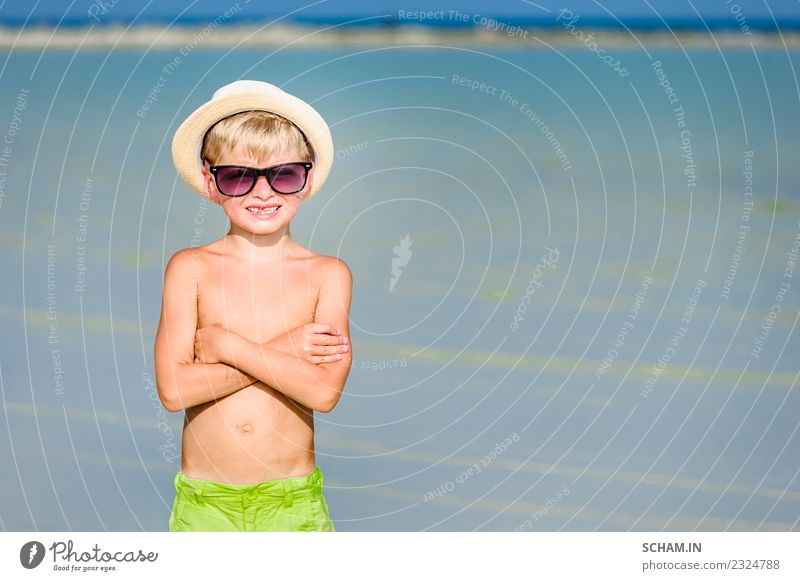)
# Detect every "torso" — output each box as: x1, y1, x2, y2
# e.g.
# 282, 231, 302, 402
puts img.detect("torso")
180, 238, 324, 484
